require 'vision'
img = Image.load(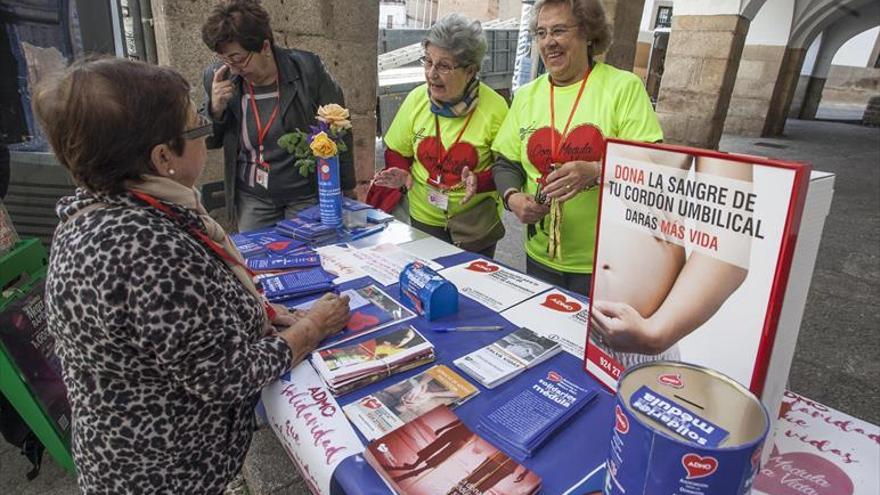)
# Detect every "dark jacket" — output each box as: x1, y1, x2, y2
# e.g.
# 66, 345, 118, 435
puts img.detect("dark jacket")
201, 46, 355, 221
